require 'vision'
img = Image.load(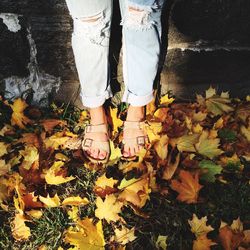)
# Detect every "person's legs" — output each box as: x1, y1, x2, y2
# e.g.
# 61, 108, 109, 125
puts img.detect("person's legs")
66, 0, 113, 160
119, 0, 165, 157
